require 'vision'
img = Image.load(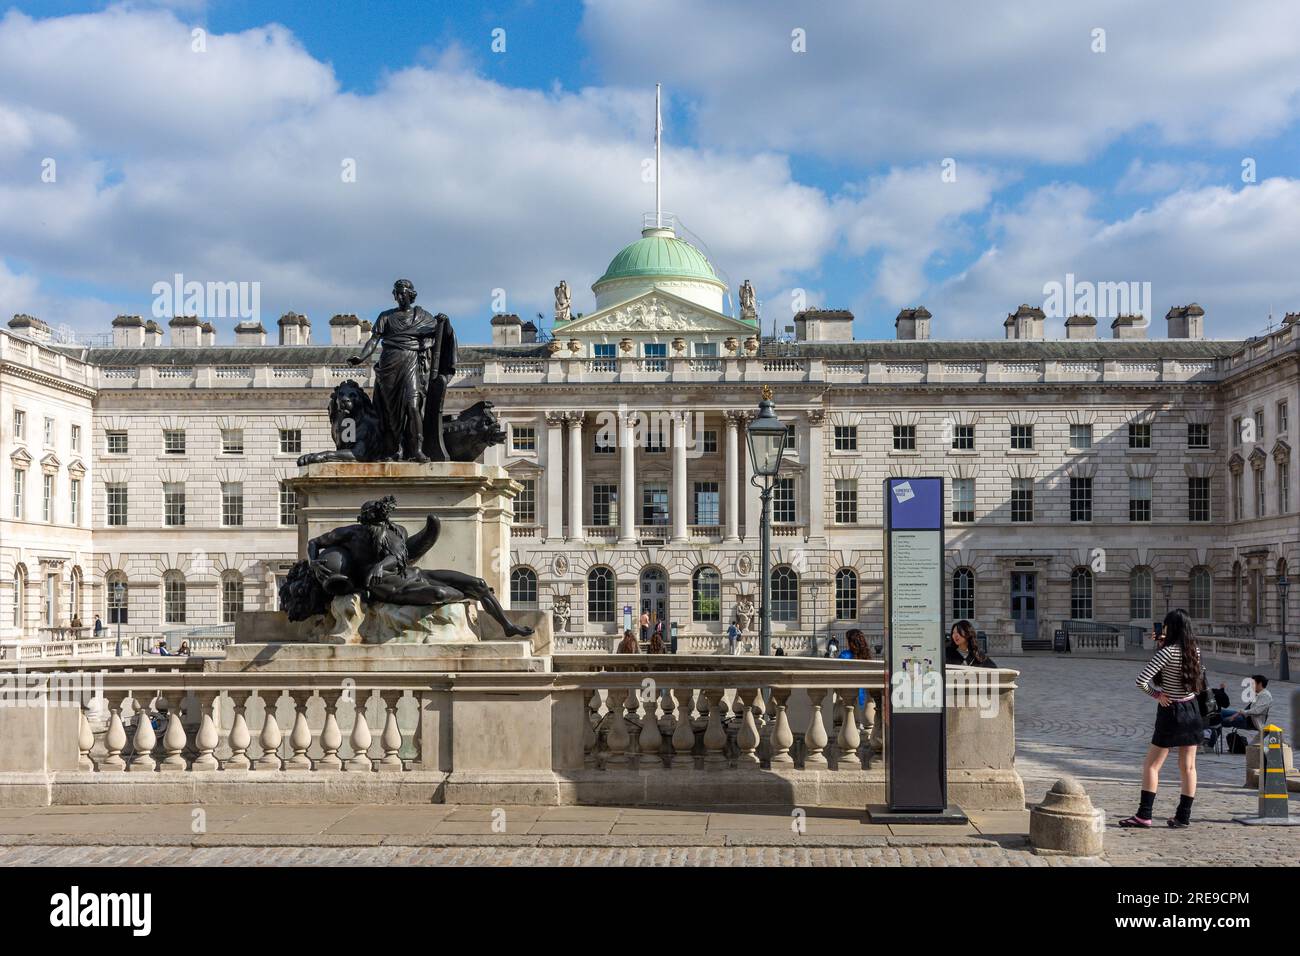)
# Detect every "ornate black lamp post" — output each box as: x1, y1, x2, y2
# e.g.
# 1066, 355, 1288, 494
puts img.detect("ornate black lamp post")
1162, 578, 1173, 615
746, 386, 786, 657
1278, 572, 1290, 683
112, 581, 124, 657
